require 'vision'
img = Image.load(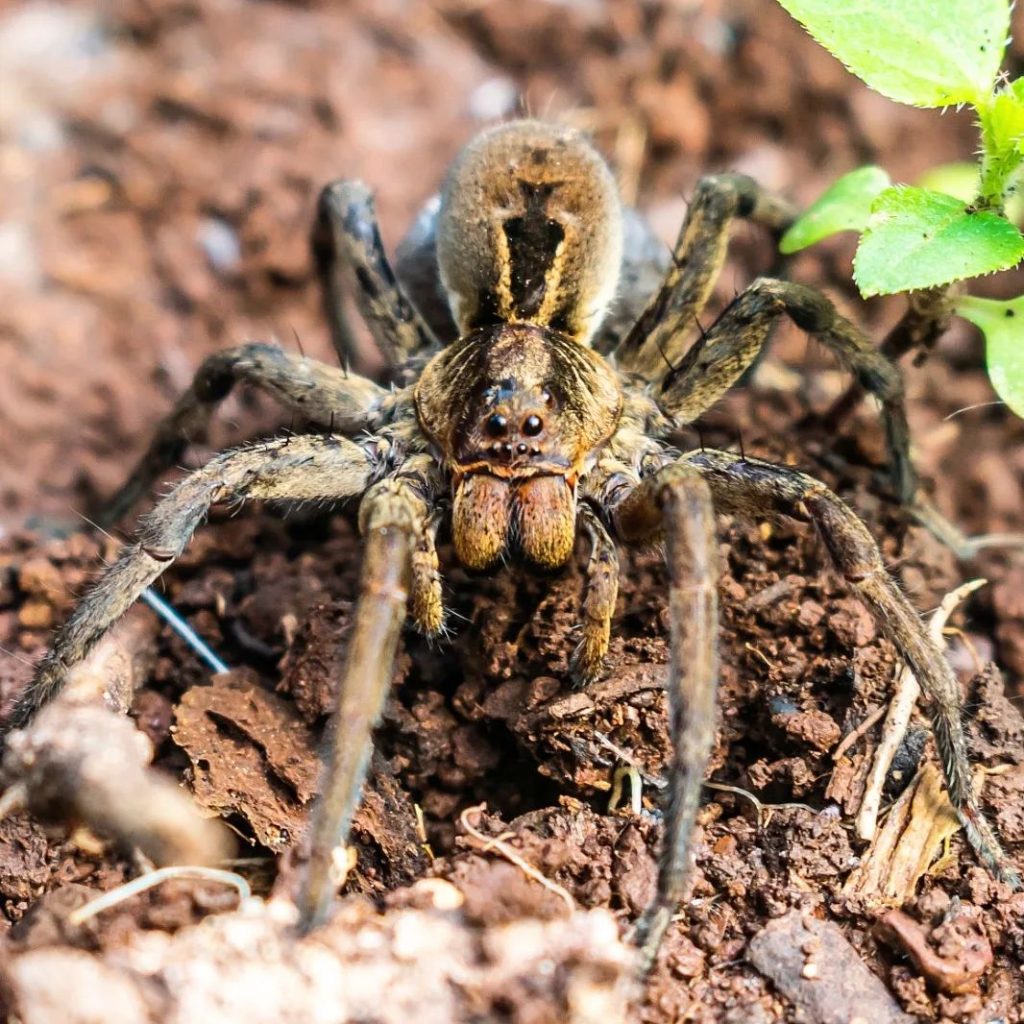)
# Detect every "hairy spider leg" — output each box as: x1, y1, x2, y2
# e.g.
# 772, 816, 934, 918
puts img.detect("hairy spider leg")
608, 463, 719, 970
299, 464, 437, 930
312, 180, 442, 369
2, 435, 376, 734
678, 448, 1018, 889
100, 343, 384, 527
610, 173, 795, 372
593, 444, 1019, 969
410, 507, 446, 638
570, 503, 621, 685
657, 278, 915, 504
